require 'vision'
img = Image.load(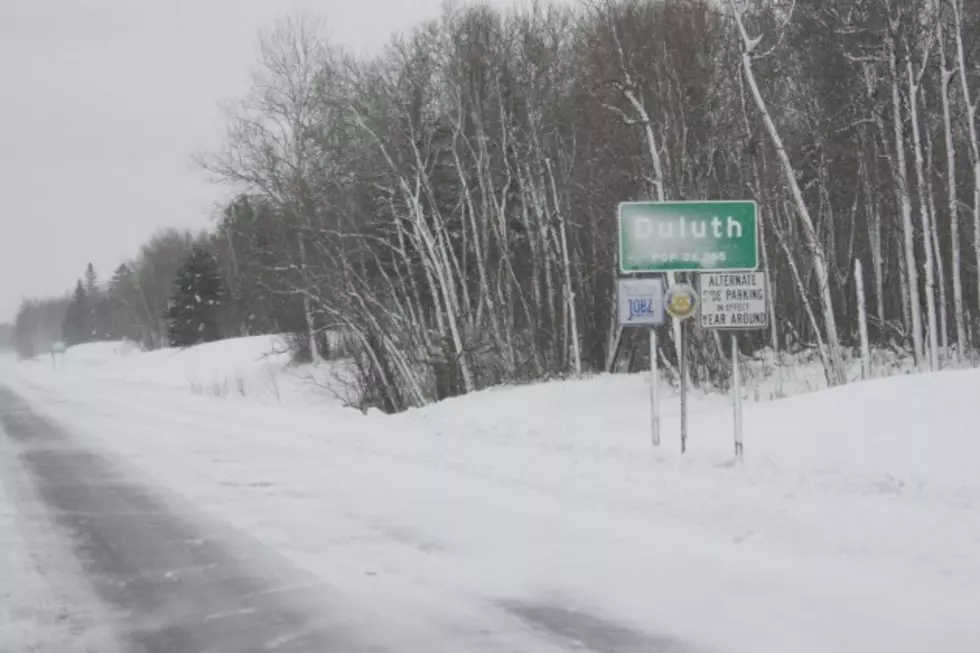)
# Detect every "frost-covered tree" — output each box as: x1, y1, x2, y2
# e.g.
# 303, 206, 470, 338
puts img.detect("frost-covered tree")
165, 248, 228, 347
